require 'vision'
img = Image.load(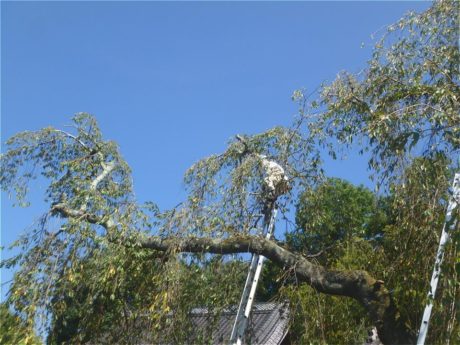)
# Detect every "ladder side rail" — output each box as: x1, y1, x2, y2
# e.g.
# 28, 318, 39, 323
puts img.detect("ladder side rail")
230, 254, 260, 343
230, 206, 278, 345
417, 173, 459, 345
